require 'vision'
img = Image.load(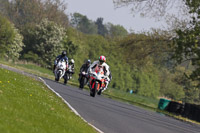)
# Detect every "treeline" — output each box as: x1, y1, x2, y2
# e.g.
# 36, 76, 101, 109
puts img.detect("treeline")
0, 0, 199, 104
